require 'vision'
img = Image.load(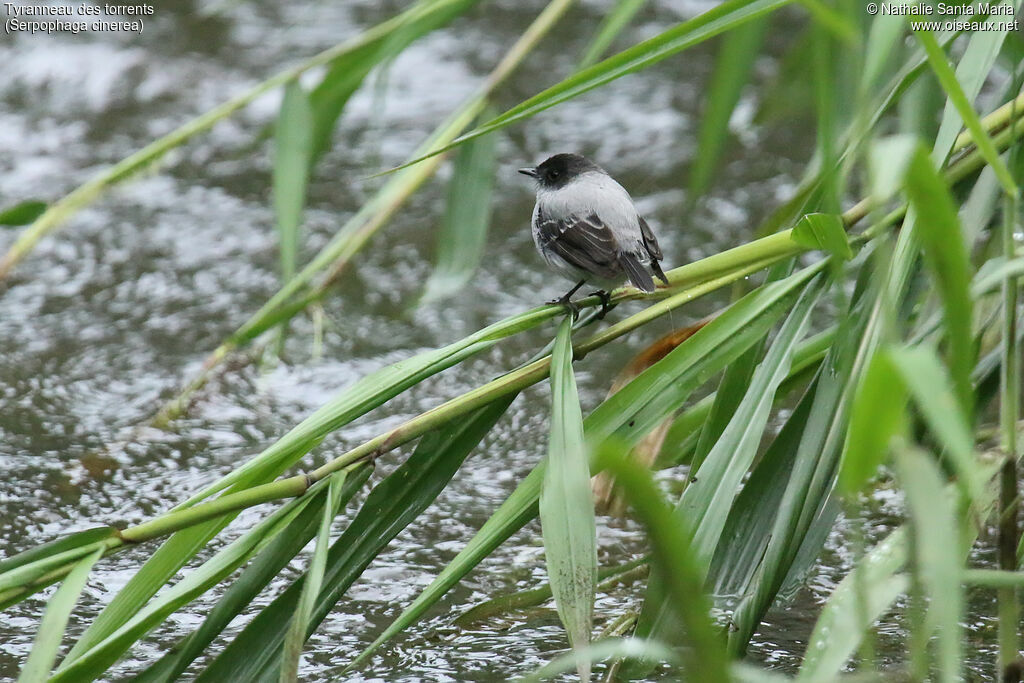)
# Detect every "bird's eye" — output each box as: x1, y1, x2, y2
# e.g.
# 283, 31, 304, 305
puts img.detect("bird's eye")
549, 170, 559, 179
